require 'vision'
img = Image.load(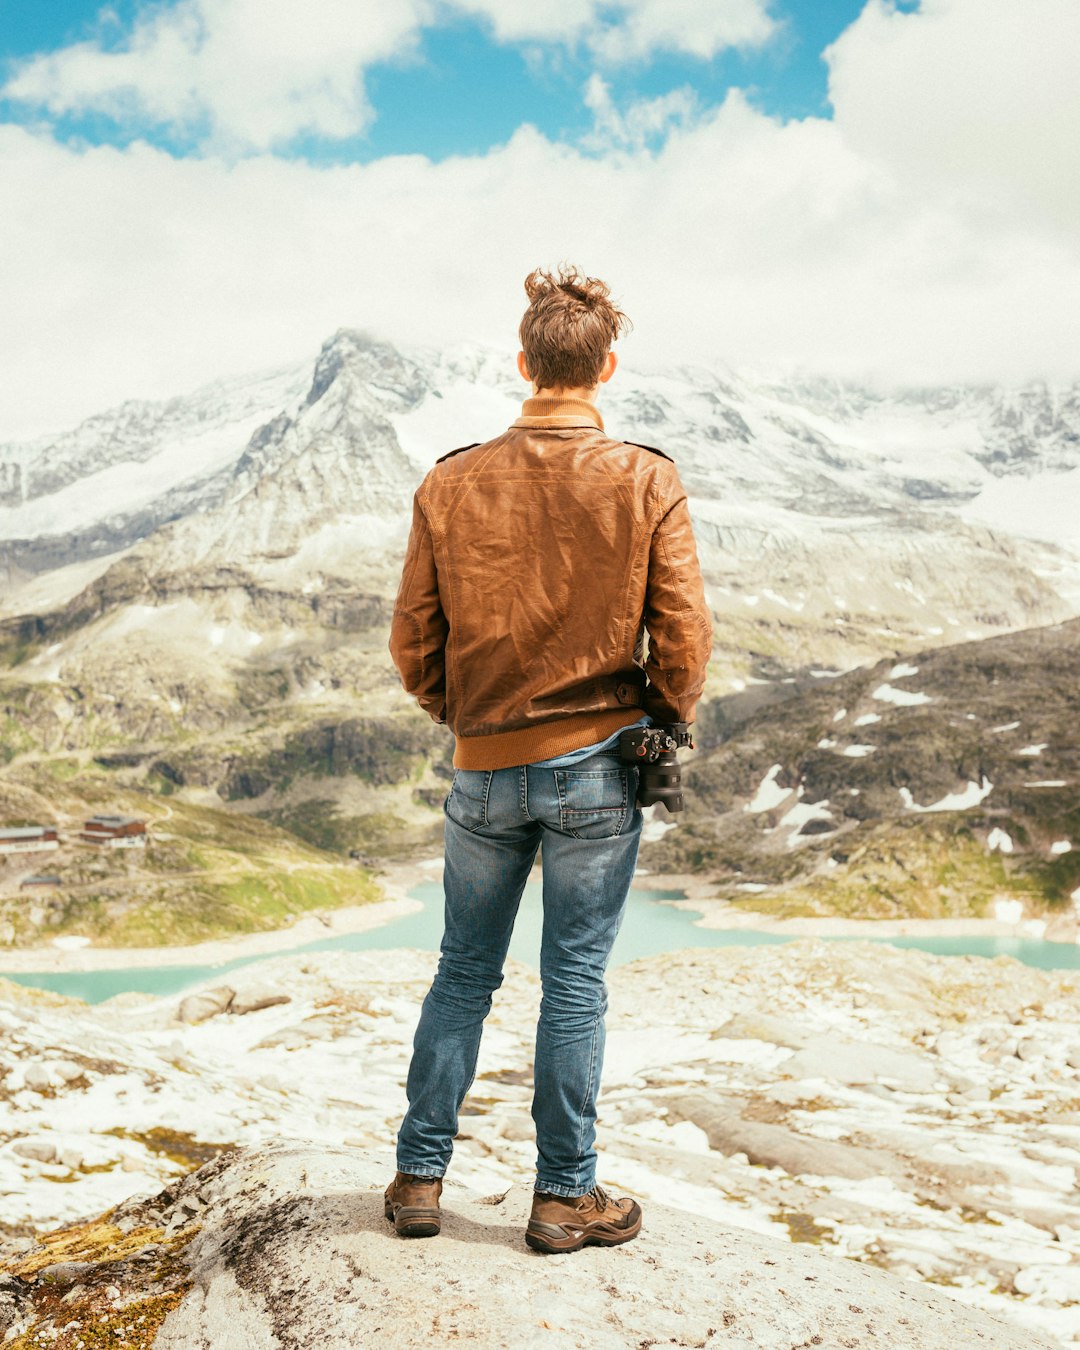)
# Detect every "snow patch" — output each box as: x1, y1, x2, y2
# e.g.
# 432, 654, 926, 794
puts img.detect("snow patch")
888, 662, 919, 679
641, 806, 677, 843
962, 464, 1080, 553
745, 764, 791, 813
840, 745, 876, 758
1015, 743, 1048, 756
762, 588, 804, 611
989, 721, 1020, 733
994, 899, 1024, 924
832, 708, 847, 722
853, 713, 881, 726
1050, 841, 1072, 855
872, 683, 931, 706
986, 828, 1013, 854
899, 777, 994, 812
781, 796, 833, 844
